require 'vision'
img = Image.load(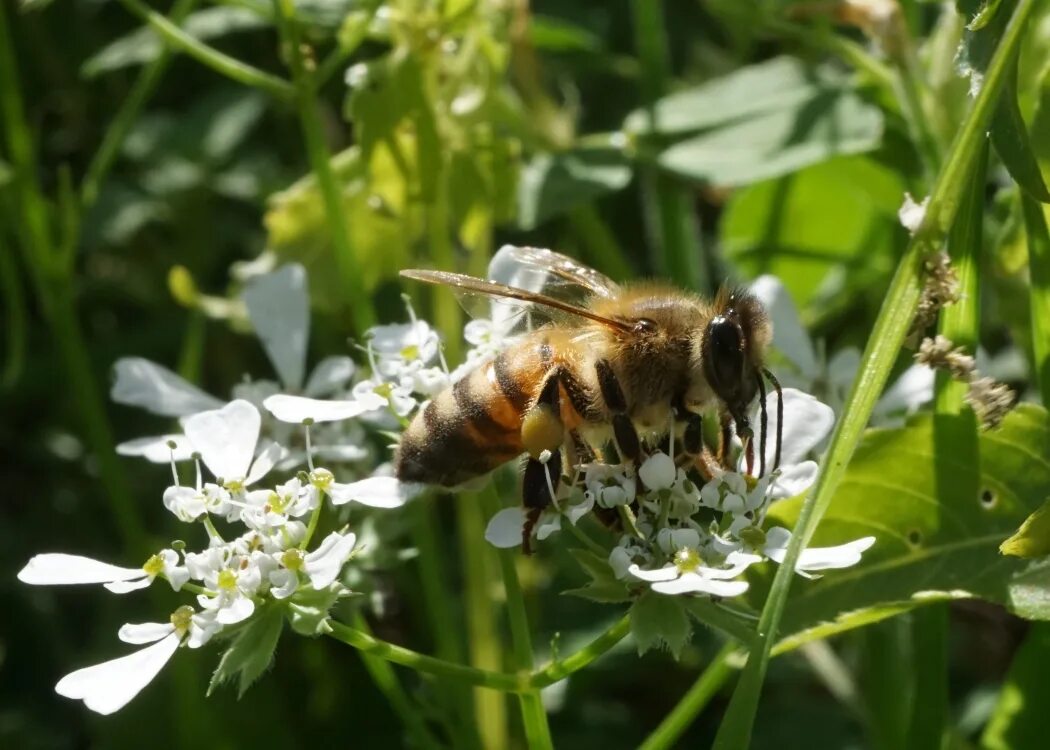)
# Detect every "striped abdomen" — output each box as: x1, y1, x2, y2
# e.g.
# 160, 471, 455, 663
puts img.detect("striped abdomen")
395, 336, 553, 487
